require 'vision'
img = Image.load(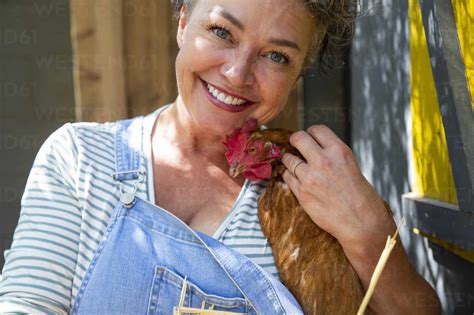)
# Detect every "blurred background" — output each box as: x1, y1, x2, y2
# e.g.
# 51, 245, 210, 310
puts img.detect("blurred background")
0, 0, 472, 313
